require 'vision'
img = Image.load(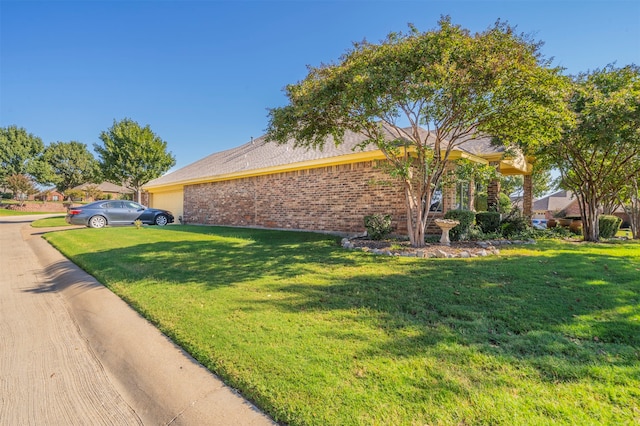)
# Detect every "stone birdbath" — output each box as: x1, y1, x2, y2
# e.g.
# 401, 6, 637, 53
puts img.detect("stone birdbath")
434, 219, 460, 246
